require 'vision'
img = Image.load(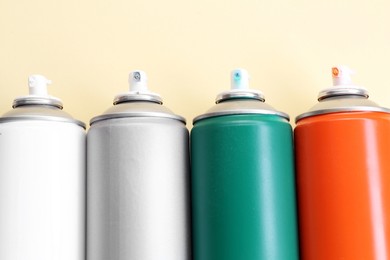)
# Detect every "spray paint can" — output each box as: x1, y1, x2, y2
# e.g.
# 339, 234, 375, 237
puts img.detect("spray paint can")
295, 66, 390, 259
191, 69, 299, 260
0, 75, 86, 260
87, 71, 190, 260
